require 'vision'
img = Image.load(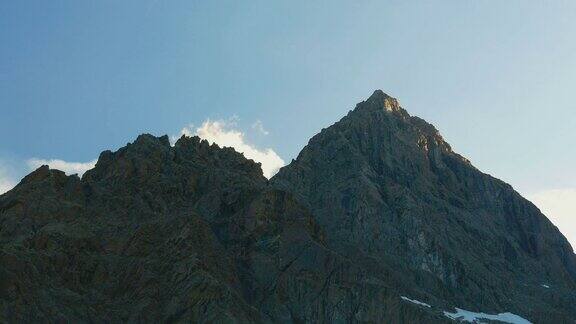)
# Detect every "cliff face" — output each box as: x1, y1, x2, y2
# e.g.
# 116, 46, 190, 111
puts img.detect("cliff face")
0, 134, 267, 322
1, 91, 574, 323
272, 90, 576, 322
